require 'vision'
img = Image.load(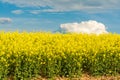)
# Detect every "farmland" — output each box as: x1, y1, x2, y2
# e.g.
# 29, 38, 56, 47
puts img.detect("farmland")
0, 32, 120, 79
